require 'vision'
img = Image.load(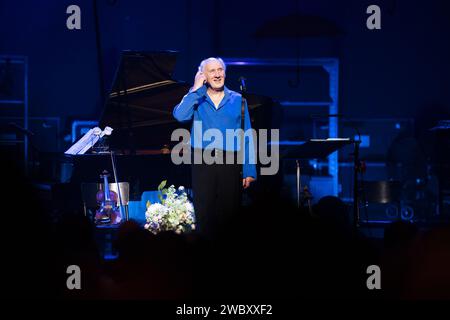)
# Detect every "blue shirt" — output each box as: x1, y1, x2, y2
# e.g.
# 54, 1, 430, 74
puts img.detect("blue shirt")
173, 85, 257, 179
